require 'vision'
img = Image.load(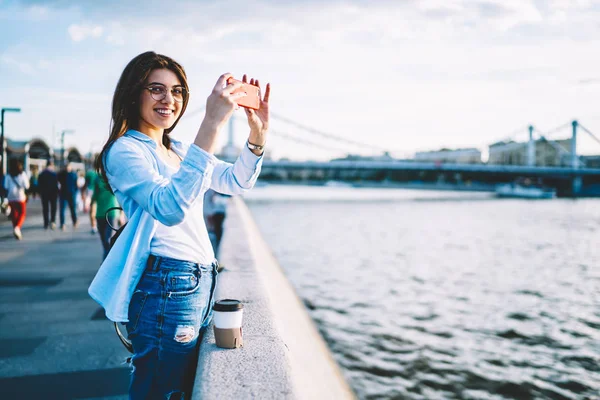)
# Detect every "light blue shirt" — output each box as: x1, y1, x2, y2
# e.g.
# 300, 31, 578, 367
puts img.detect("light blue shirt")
88, 130, 262, 322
